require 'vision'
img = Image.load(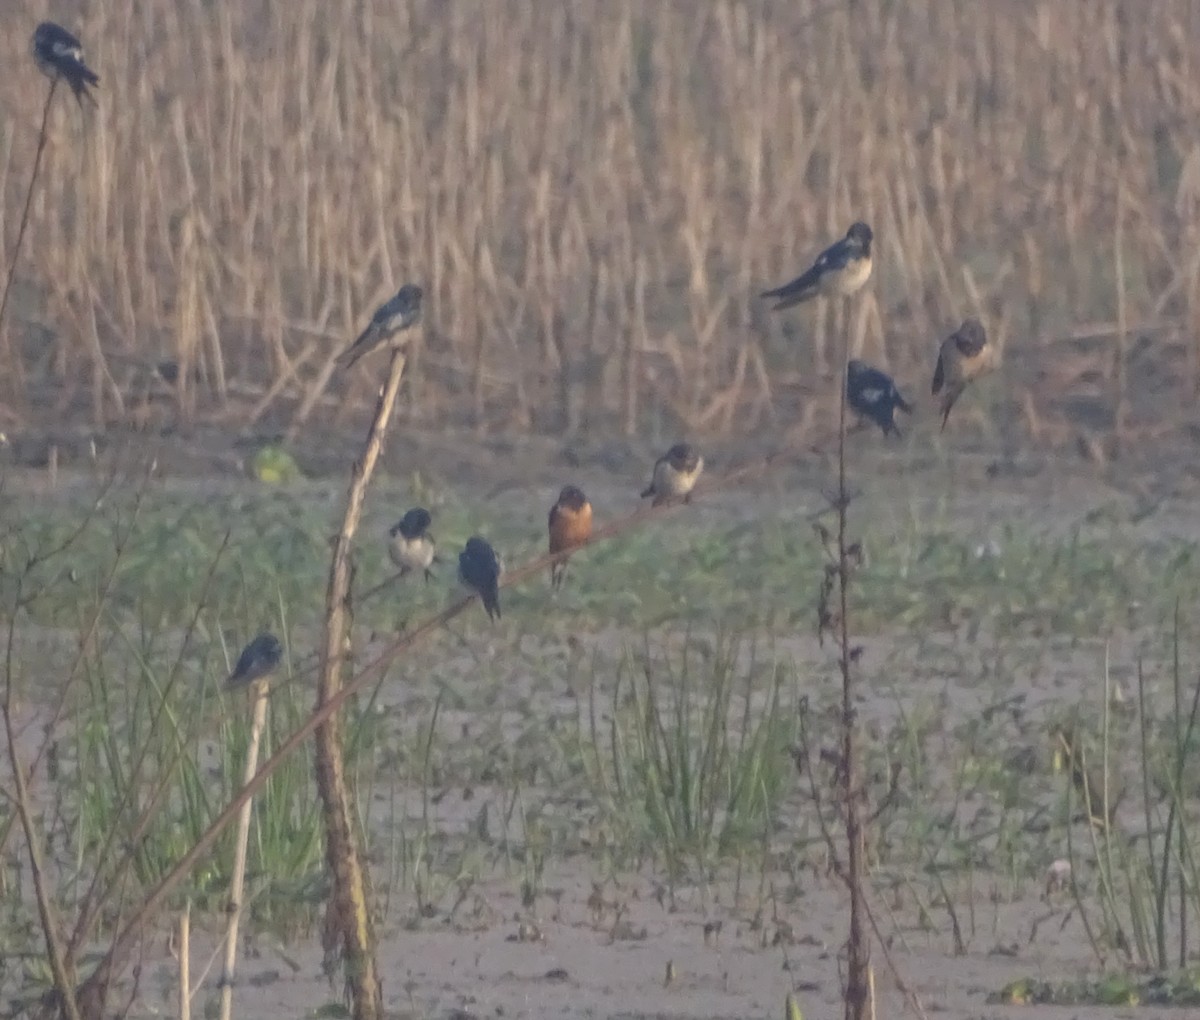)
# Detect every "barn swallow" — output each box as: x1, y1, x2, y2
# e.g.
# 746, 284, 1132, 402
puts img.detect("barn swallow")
547, 485, 592, 589
337, 283, 423, 369
458, 536, 503, 622
225, 633, 283, 688
761, 222, 873, 310
388, 507, 439, 582
846, 360, 912, 437
32, 22, 99, 107
640, 443, 704, 506
932, 318, 993, 432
